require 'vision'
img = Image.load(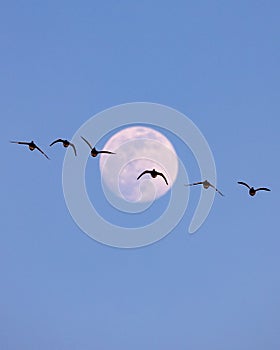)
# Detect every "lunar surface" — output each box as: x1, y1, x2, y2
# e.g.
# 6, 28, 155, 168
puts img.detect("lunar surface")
99, 126, 178, 202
